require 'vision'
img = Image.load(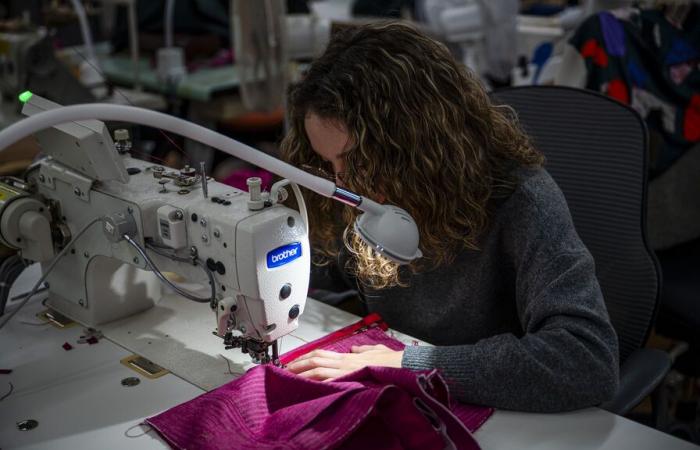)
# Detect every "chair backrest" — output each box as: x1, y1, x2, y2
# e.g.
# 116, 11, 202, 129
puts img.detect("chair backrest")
491, 86, 661, 363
